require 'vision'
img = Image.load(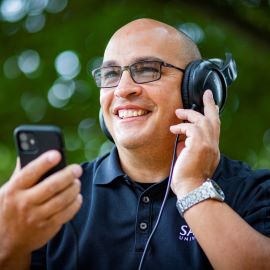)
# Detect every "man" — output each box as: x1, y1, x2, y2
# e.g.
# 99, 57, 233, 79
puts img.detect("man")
1, 18, 270, 269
